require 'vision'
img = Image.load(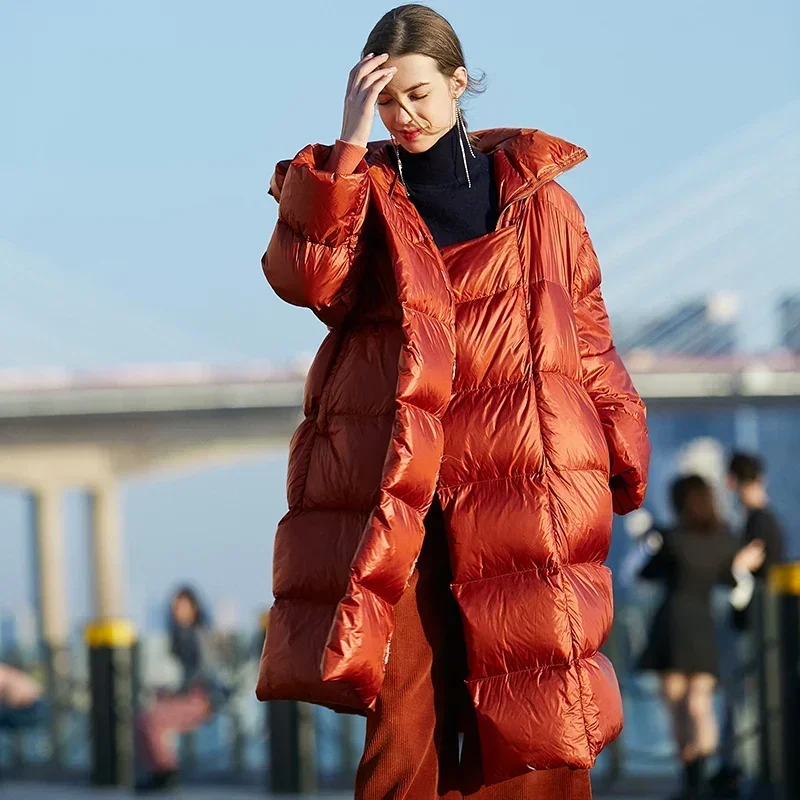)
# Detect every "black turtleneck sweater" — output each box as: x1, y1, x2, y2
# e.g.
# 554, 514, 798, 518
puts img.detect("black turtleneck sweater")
390, 124, 499, 249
